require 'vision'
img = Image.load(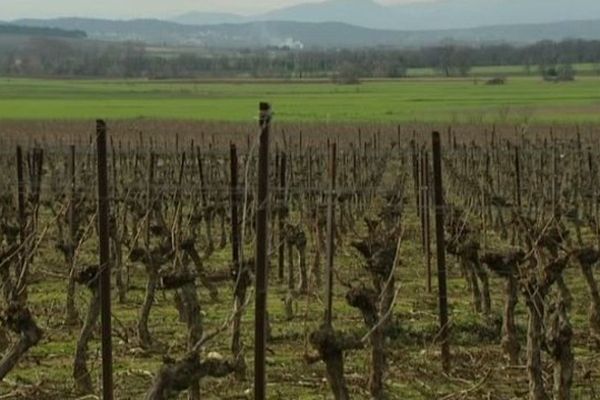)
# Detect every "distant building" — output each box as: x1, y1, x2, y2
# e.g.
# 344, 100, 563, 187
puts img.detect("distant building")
275, 38, 304, 50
